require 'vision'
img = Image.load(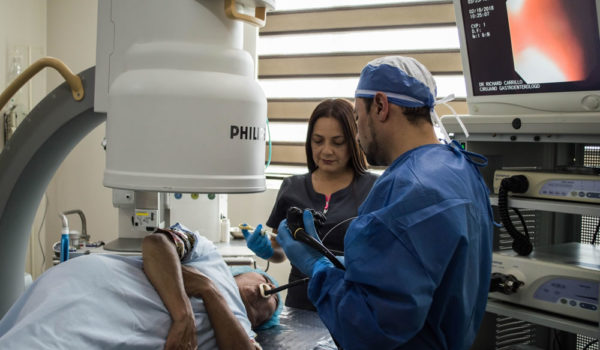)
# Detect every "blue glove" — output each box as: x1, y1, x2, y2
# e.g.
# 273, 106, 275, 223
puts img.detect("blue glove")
242, 224, 274, 260
276, 210, 328, 276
